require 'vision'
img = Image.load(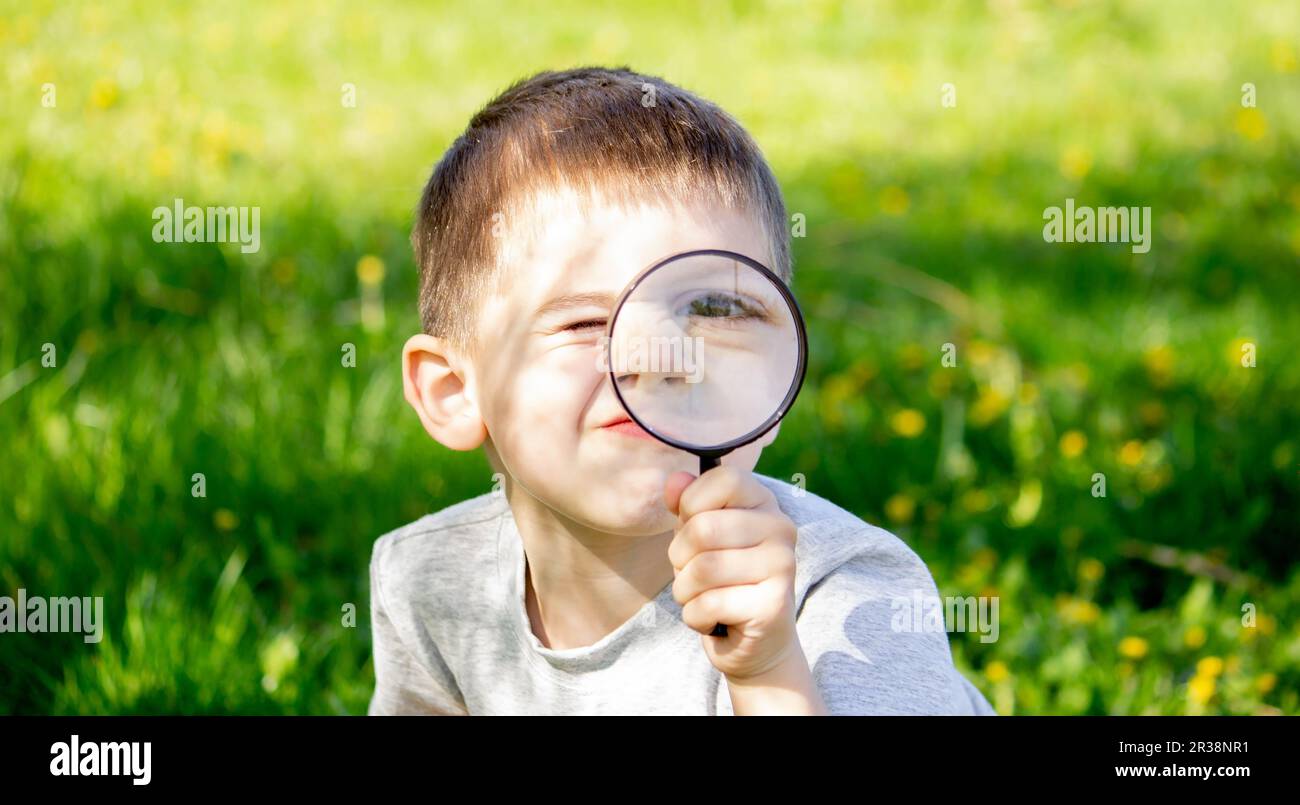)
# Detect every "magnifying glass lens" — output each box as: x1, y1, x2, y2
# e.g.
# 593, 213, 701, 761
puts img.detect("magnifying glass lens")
606, 252, 803, 452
